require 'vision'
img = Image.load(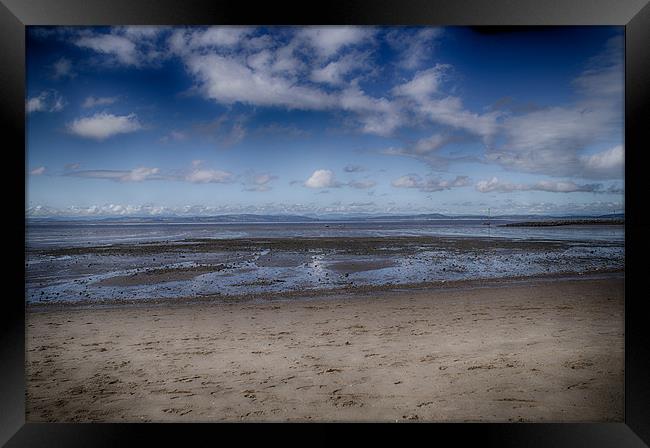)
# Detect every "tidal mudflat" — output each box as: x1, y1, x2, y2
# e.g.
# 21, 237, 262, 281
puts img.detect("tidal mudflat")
26, 224, 624, 305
